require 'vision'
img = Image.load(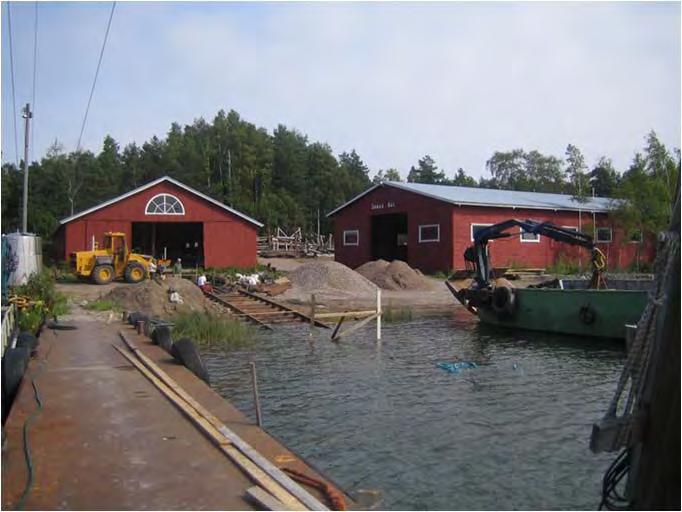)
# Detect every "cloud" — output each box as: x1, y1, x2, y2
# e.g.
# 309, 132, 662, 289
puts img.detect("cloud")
2, 2, 679, 179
